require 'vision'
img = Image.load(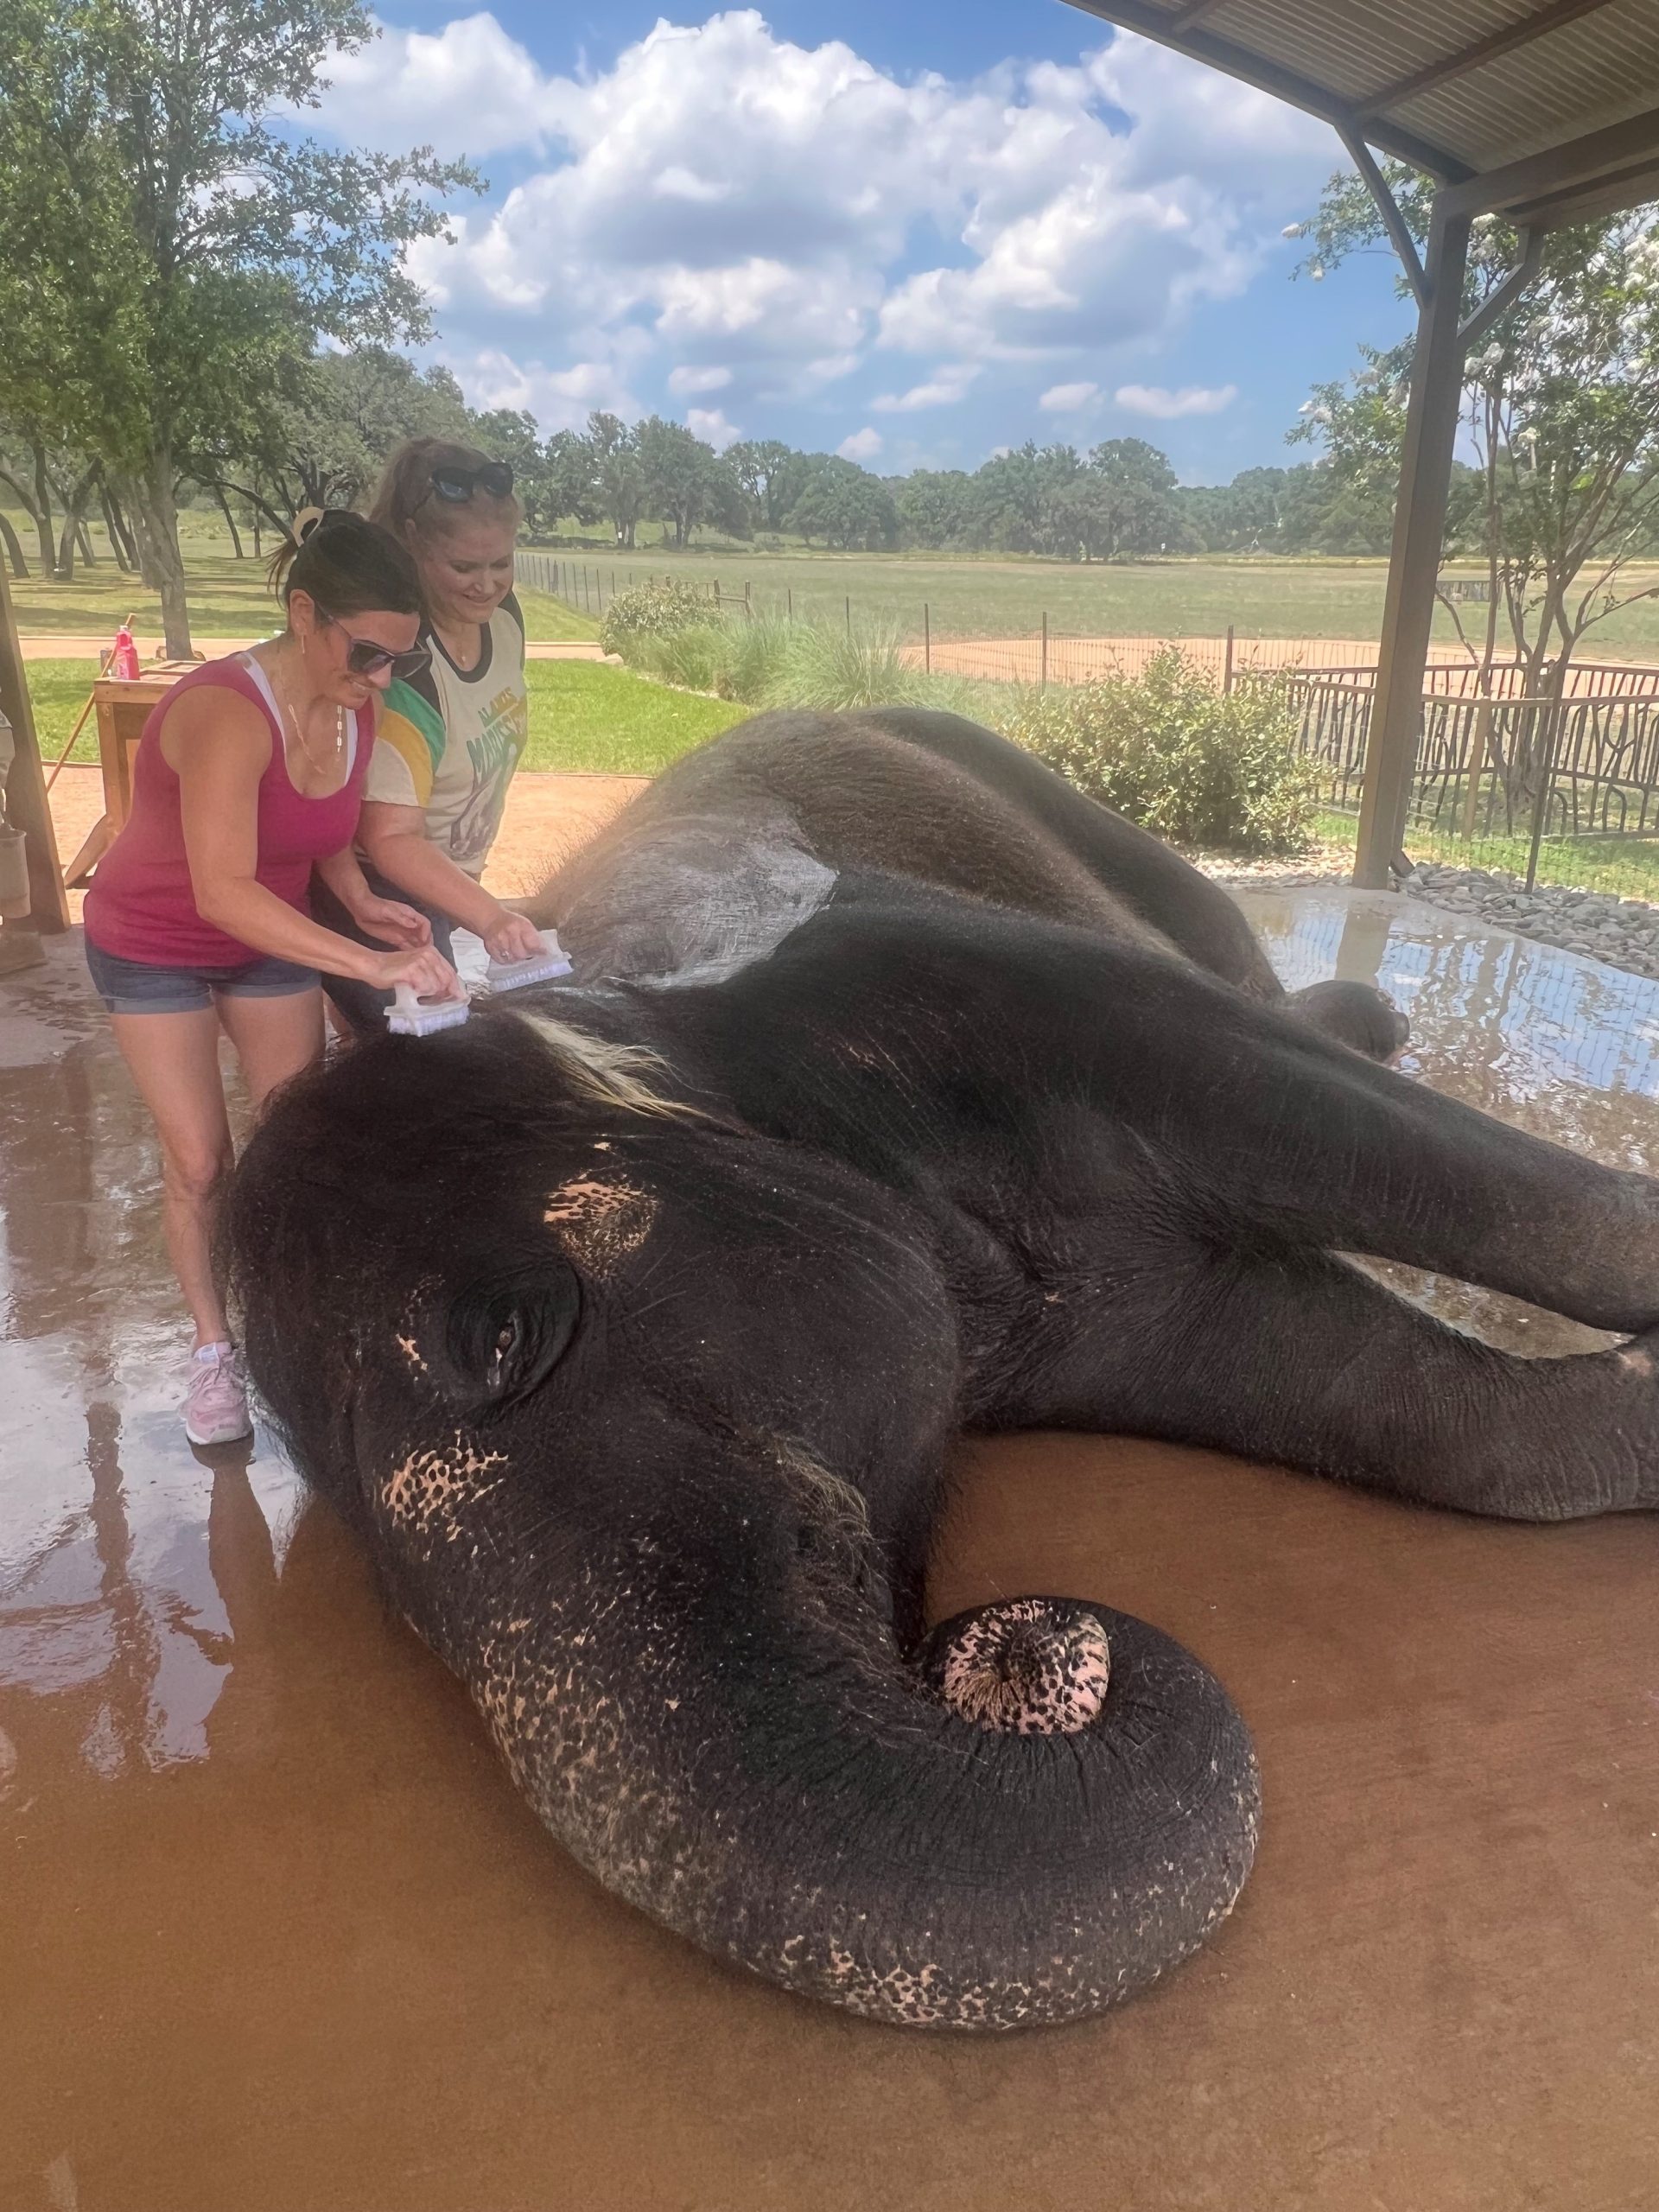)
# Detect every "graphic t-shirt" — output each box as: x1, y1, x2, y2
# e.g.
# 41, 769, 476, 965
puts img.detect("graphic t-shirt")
366, 594, 530, 877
